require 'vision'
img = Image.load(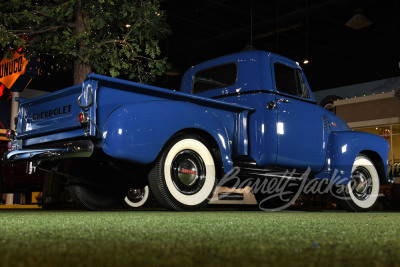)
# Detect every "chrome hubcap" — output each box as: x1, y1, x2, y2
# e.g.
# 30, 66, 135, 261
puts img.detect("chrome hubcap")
177, 159, 198, 186
351, 167, 372, 200
171, 150, 206, 195
127, 188, 145, 203
354, 174, 368, 194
